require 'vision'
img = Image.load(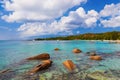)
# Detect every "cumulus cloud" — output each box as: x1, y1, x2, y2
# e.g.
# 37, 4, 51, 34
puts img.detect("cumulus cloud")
17, 22, 68, 37
3, 0, 120, 38
17, 7, 99, 37
101, 16, 120, 27
57, 7, 99, 28
100, 3, 120, 27
2, 0, 87, 22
